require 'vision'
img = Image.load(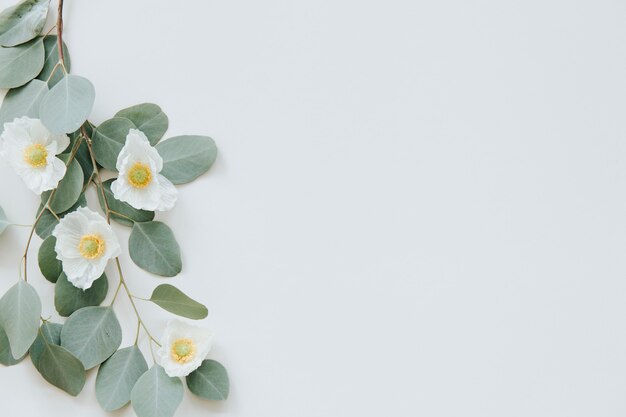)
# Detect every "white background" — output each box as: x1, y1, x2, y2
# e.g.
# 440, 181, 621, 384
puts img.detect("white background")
1, 0, 626, 415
